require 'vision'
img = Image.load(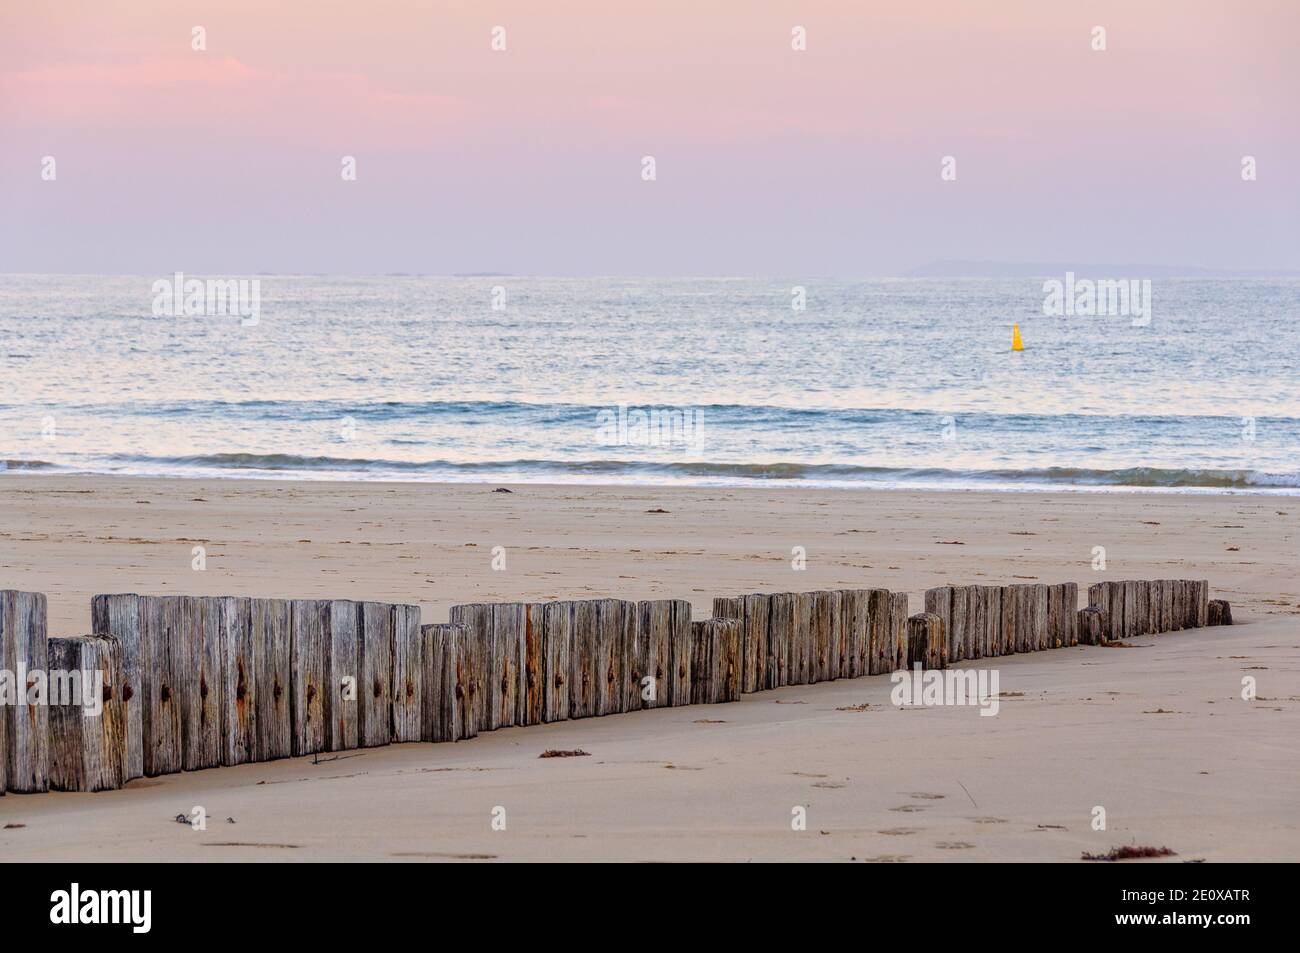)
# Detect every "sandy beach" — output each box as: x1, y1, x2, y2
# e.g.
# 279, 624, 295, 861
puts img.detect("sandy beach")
1, 475, 1297, 861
